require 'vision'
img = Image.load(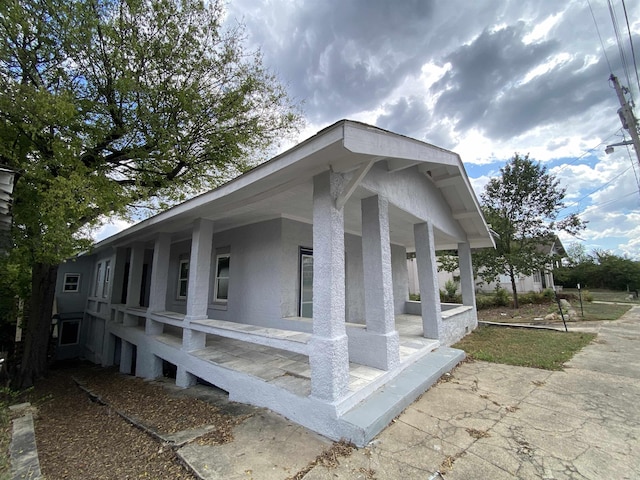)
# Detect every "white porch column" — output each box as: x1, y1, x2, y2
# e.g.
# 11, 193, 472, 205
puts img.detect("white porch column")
123, 242, 145, 326
309, 170, 349, 402
120, 340, 134, 374
177, 218, 213, 388
109, 247, 128, 305
361, 195, 400, 370
458, 241, 476, 307
414, 222, 442, 339
146, 233, 171, 335
185, 218, 214, 322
